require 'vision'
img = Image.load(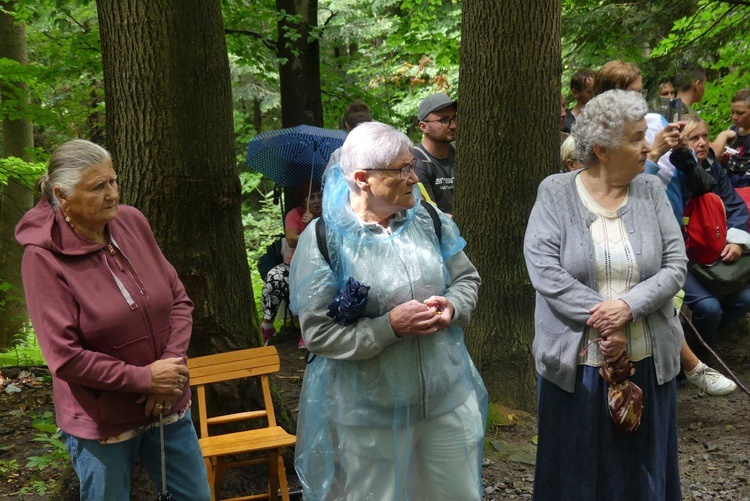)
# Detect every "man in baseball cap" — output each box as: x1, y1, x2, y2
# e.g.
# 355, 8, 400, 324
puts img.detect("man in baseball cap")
414, 93, 457, 215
